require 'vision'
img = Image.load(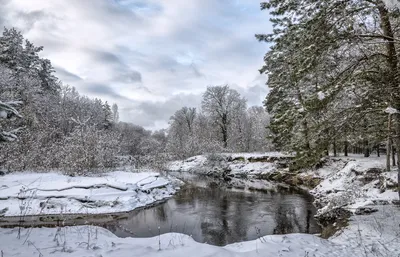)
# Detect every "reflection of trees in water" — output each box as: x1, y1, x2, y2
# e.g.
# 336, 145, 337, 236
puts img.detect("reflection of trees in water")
272, 196, 313, 234
231, 193, 249, 242
198, 191, 254, 245
155, 205, 168, 222
273, 203, 294, 234
96, 180, 320, 245
200, 193, 231, 245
